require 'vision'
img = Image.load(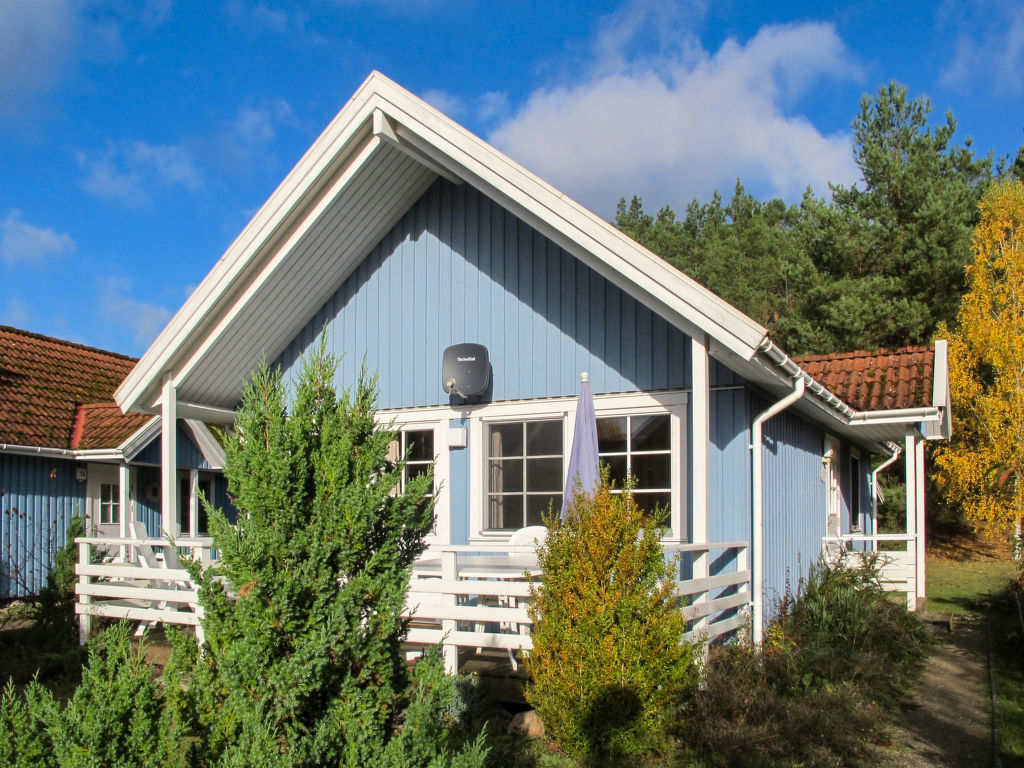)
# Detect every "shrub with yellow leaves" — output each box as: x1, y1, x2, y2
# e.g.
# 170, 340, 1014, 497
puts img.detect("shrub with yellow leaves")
934, 179, 1024, 545
523, 475, 700, 763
